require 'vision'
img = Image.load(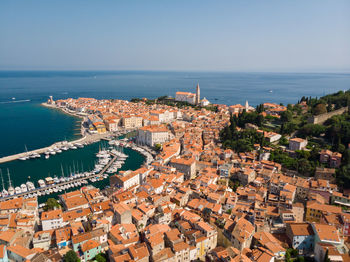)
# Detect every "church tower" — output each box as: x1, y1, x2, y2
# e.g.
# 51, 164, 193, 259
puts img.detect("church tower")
196, 83, 200, 105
